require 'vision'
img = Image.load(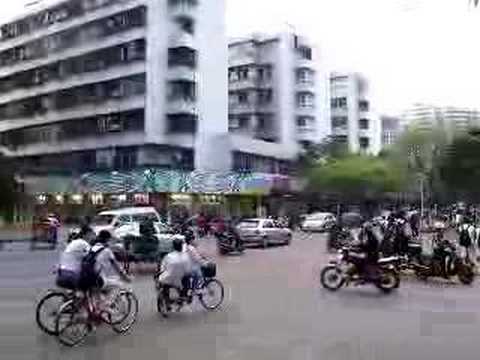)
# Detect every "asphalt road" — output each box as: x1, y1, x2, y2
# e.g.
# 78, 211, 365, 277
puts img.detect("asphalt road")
2, 232, 480, 360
